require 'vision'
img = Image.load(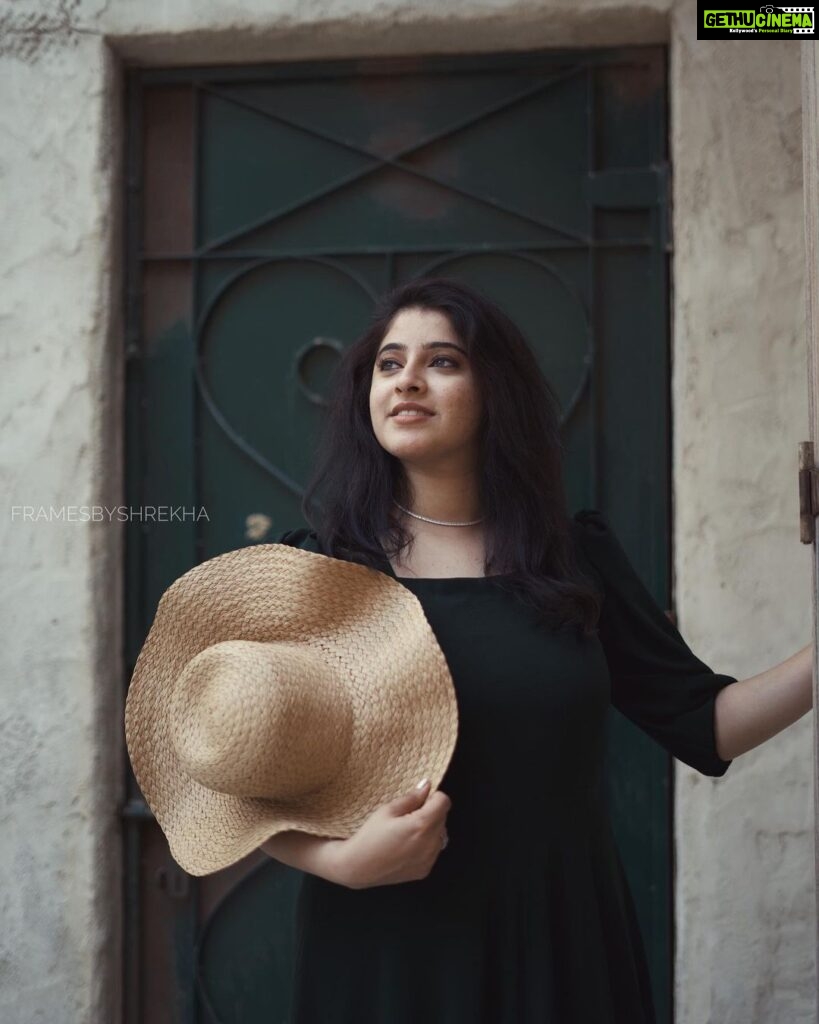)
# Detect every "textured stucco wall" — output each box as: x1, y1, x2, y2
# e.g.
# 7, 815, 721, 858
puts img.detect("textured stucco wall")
0, 28, 124, 1024
669, 8, 814, 1023
0, 1, 813, 1022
